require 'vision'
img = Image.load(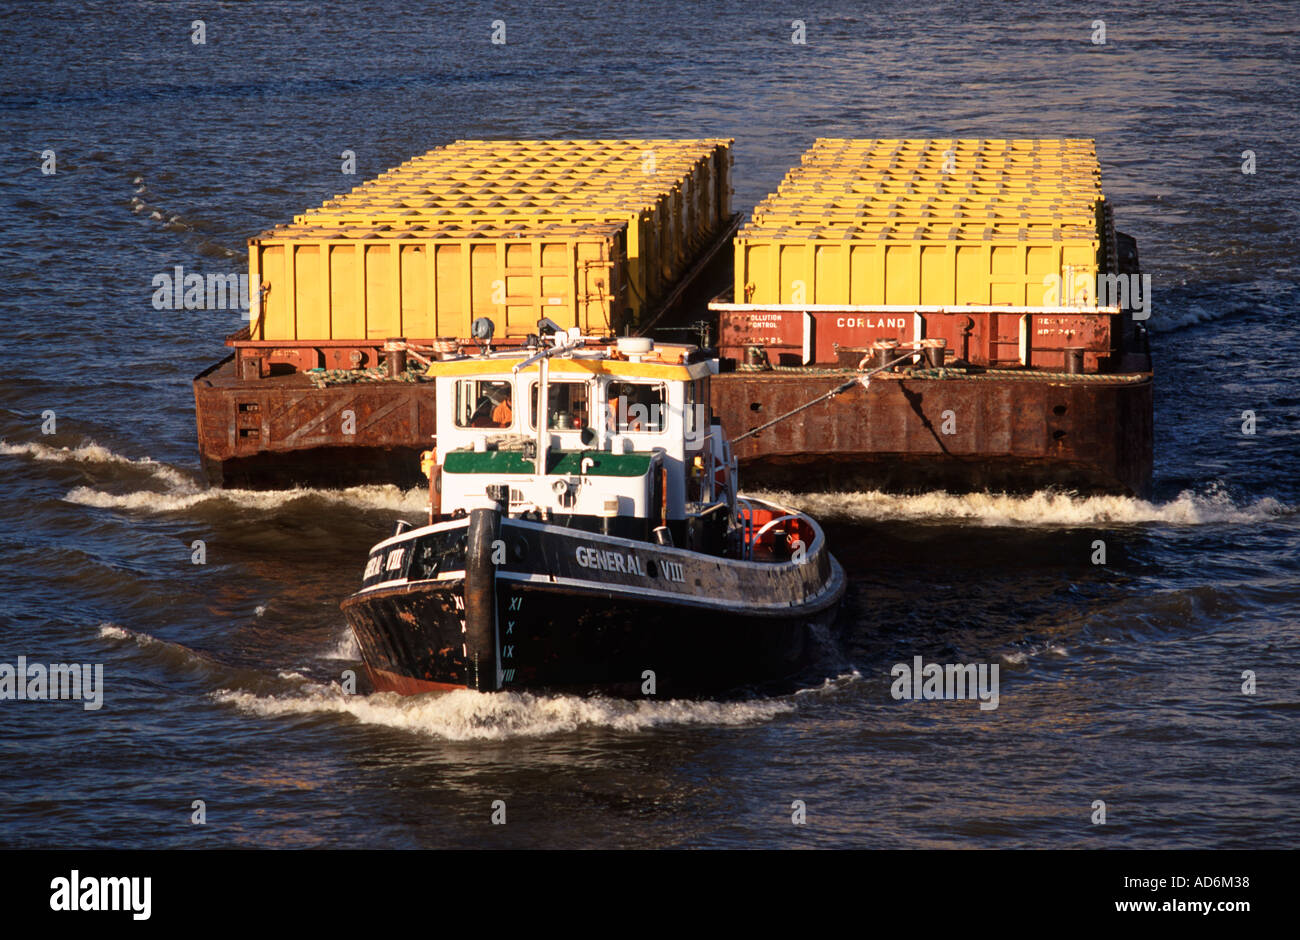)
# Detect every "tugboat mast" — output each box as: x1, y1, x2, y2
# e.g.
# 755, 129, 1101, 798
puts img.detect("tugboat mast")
512, 328, 586, 476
